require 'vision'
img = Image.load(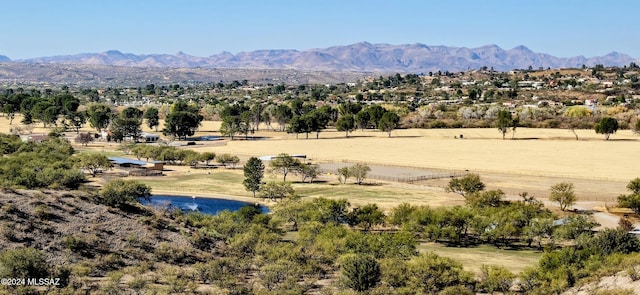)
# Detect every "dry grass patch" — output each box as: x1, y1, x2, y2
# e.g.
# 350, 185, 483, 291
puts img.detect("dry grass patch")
418, 242, 543, 275
192, 127, 640, 183
135, 169, 463, 210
